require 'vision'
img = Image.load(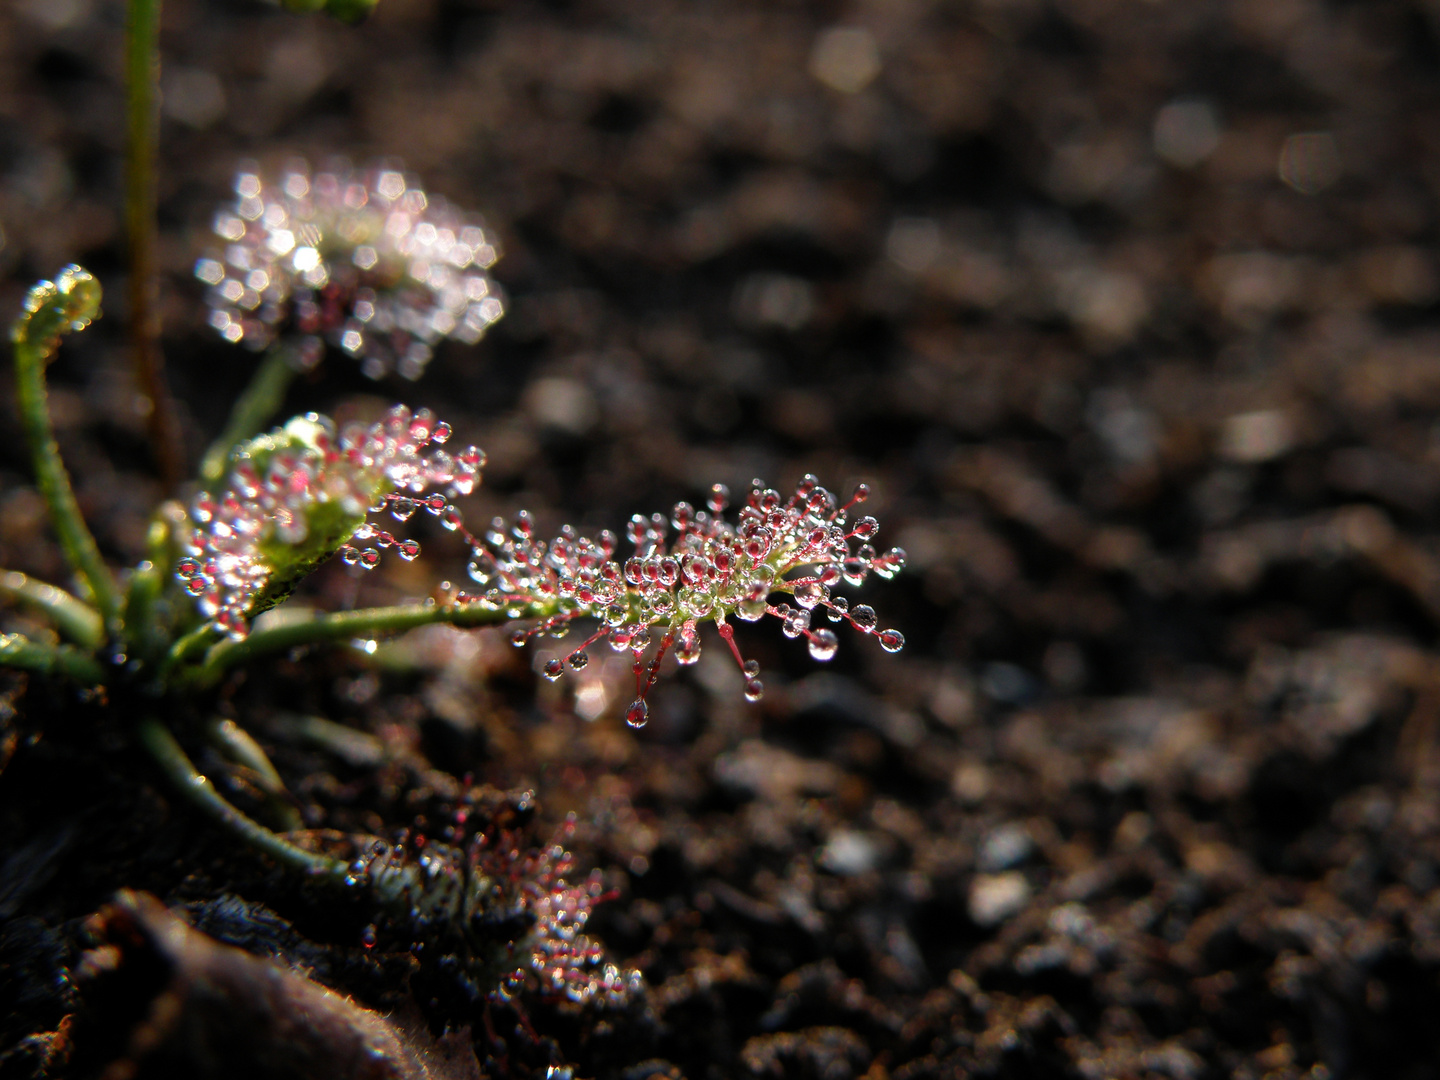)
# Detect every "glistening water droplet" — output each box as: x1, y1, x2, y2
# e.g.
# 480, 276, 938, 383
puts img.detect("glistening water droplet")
625, 700, 649, 728
808, 628, 839, 661
793, 580, 828, 609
